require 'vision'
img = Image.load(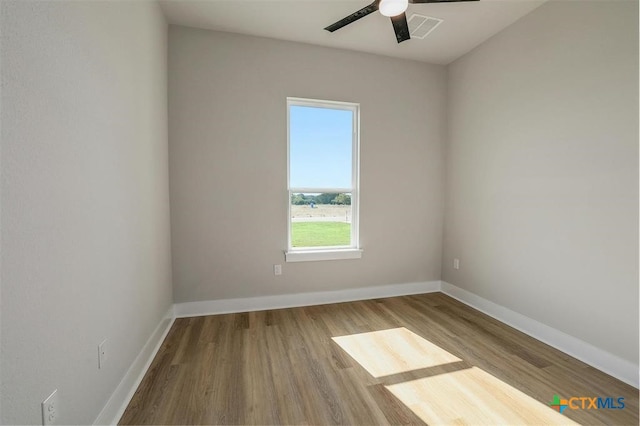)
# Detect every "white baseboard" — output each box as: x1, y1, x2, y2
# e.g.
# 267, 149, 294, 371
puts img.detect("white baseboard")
174, 281, 441, 317
93, 305, 176, 425
93, 280, 637, 426
440, 281, 639, 388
